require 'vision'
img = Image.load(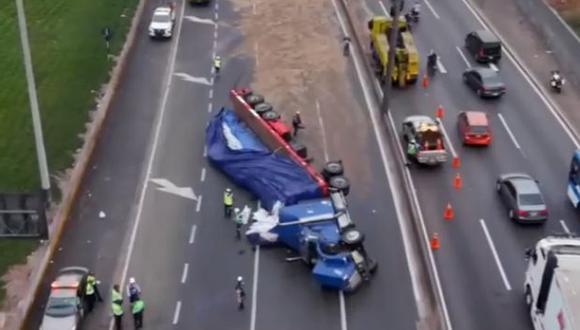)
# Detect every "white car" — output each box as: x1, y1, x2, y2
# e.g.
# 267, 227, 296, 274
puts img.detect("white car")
40, 267, 88, 330
148, 6, 175, 39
